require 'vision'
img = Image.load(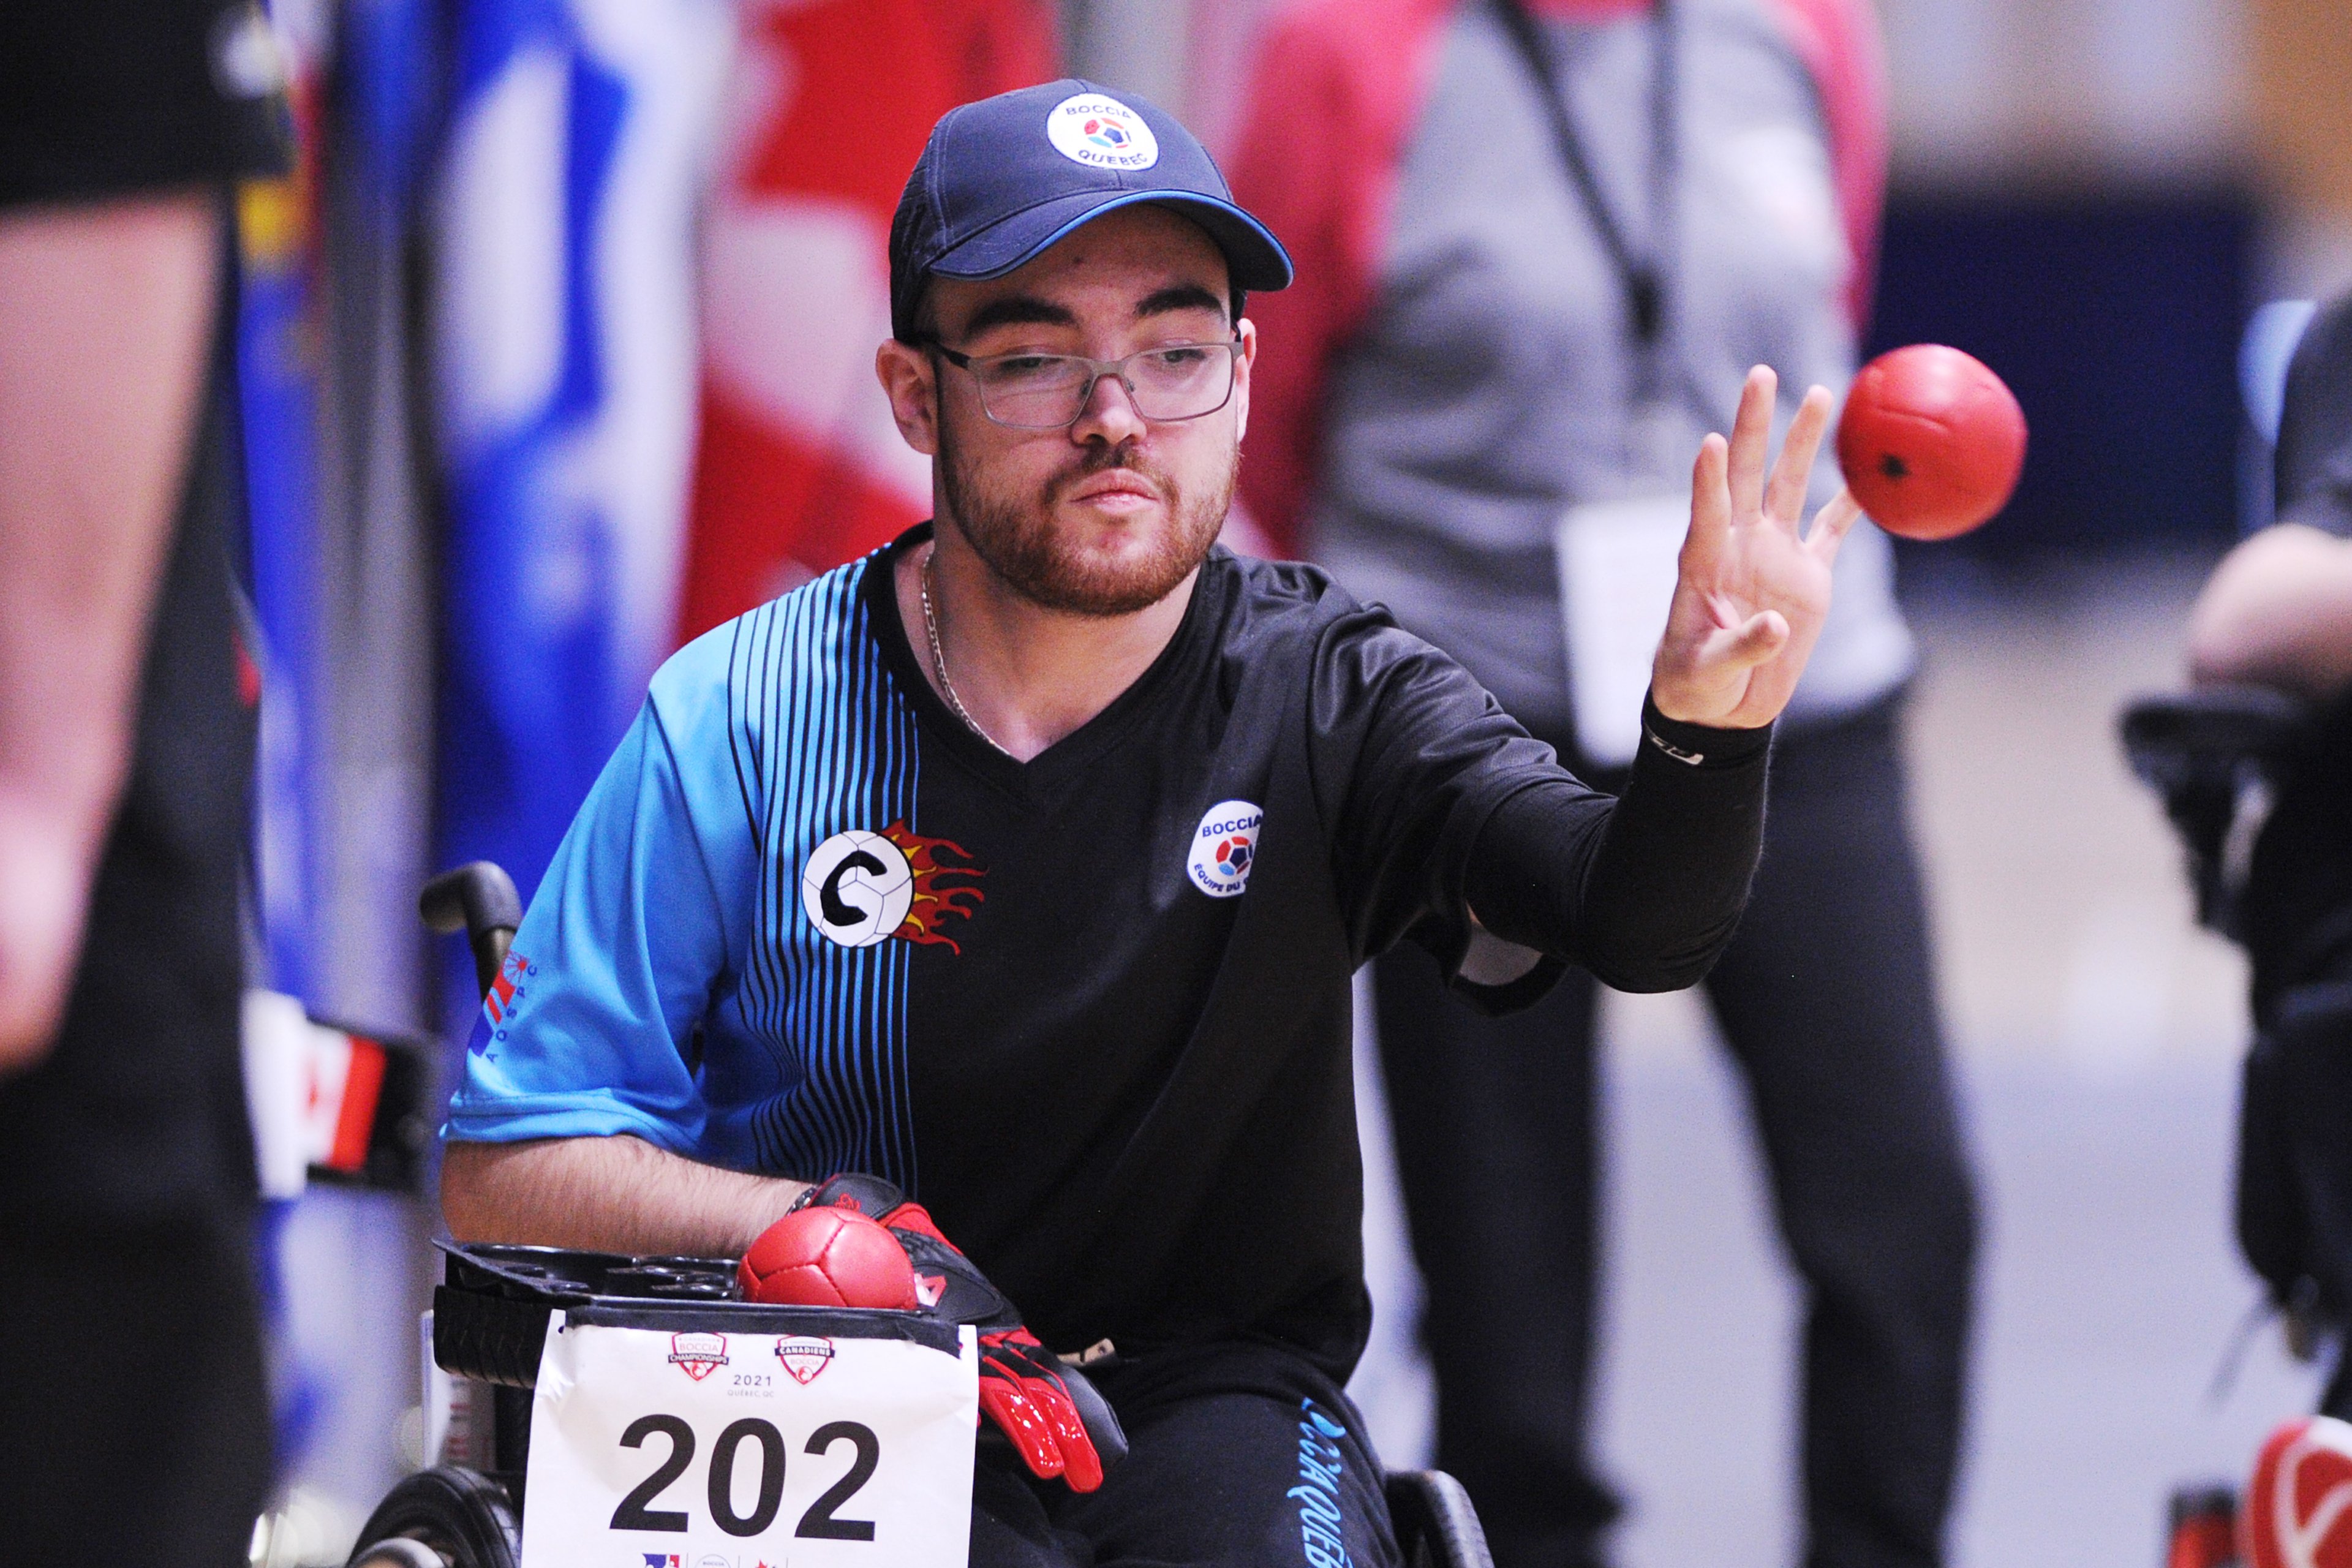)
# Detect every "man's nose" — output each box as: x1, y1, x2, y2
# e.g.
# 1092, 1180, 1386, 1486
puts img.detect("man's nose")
1069, 368, 1148, 446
